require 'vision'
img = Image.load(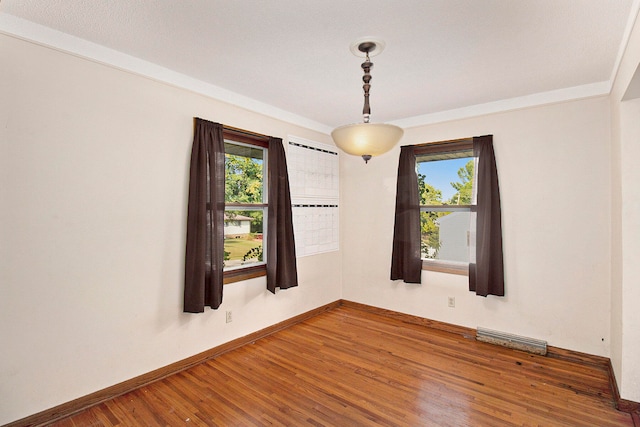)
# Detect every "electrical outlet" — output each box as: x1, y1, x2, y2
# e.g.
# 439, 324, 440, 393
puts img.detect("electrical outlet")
447, 297, 455, 308
225, 310, 232, 323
